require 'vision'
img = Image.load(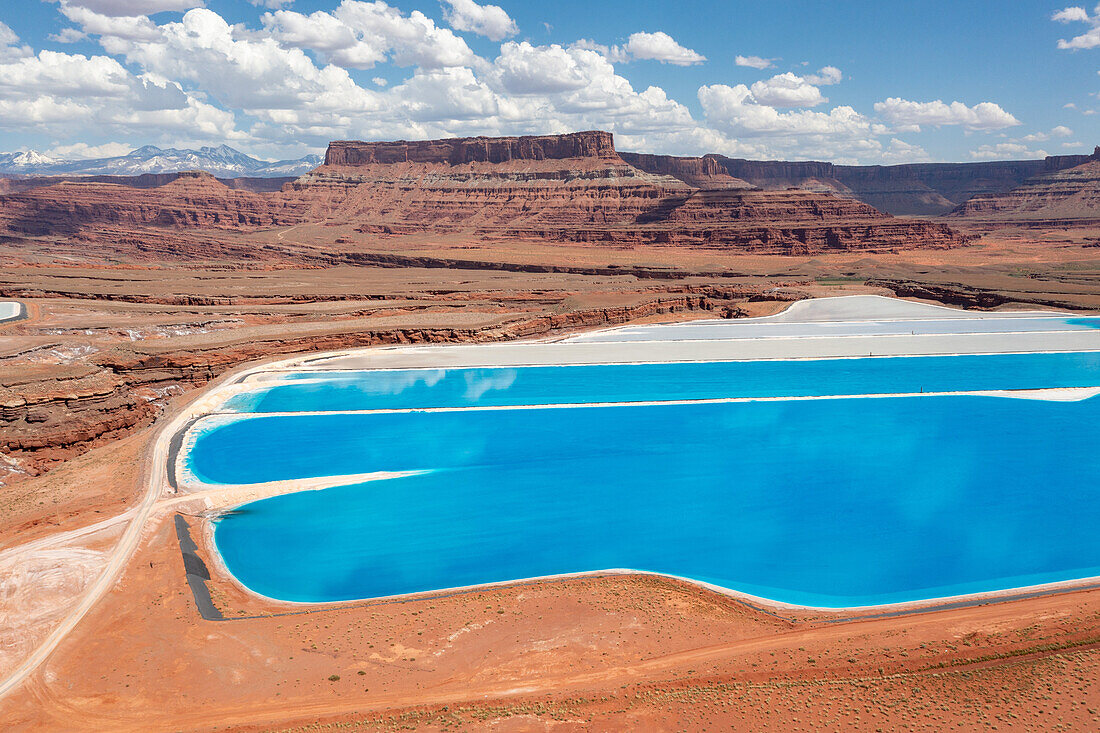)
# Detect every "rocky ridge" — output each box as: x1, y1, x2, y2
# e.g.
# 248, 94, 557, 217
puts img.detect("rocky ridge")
290, 132, 969, 253
0, 131, 970, 256
948, 149, 1100, 223
624, 150, 1098, 216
